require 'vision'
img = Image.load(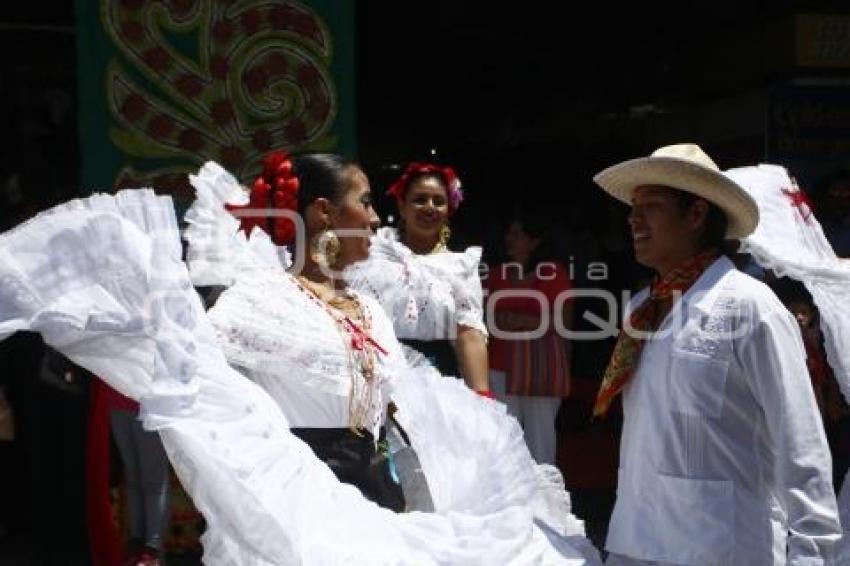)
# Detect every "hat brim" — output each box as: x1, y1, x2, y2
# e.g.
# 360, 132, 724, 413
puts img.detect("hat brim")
593, 156, 759, 239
